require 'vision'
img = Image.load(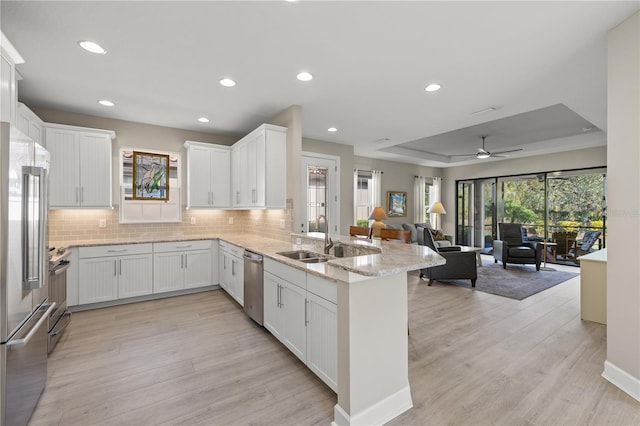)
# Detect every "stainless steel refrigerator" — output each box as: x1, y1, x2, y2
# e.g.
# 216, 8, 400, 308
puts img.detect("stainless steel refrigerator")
0, 122, 54, 426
